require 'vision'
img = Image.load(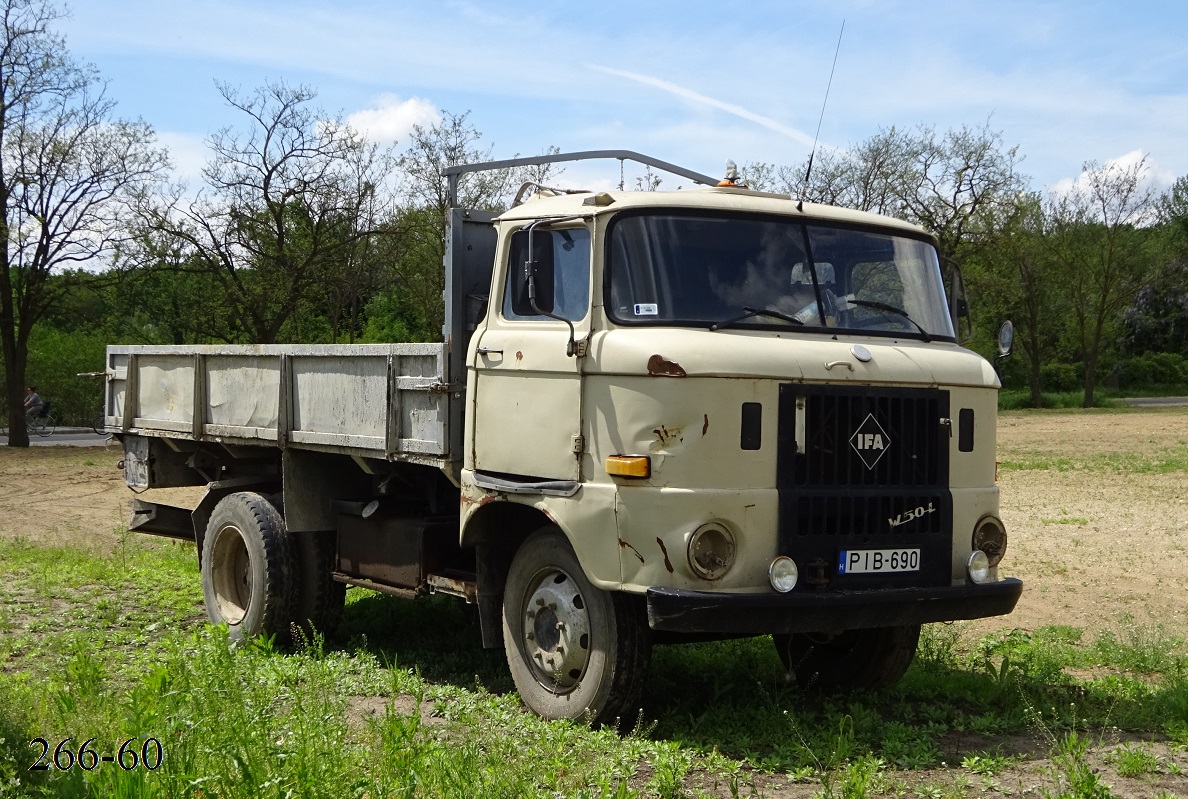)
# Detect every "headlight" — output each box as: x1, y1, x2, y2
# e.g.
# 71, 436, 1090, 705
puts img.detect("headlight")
967, 550, 991, 584
687, 523, 735, 580
972, 515, 1008, 566
769, 556, 799, 592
